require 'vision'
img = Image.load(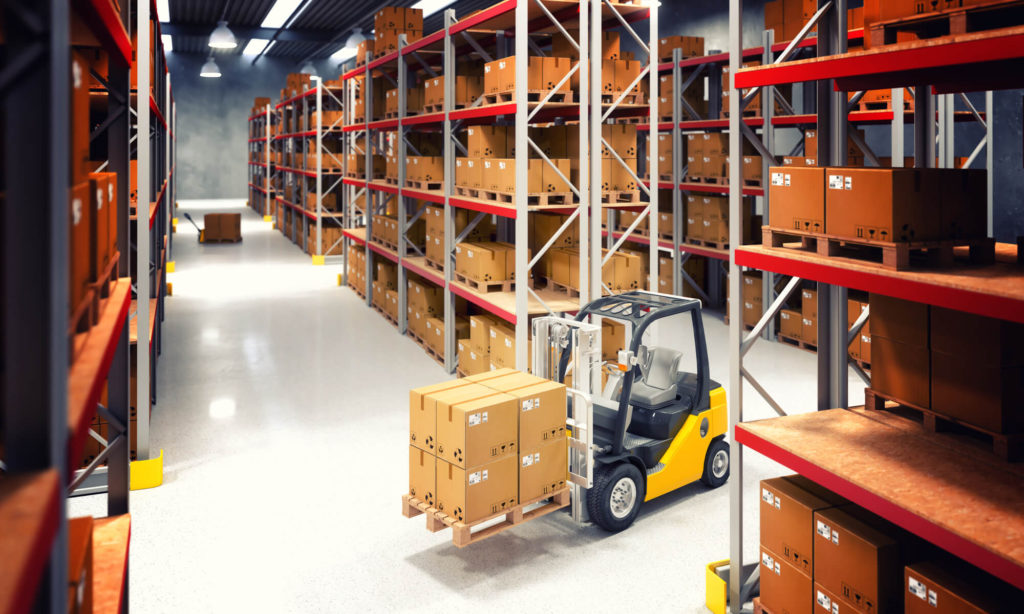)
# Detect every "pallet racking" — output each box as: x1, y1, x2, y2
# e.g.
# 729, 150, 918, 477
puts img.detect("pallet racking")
336, 0, 660, 373
248, 105, 273, 219
1, 0, 171, 611
724, 2, 1022, 610
269, 79, 347, 259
